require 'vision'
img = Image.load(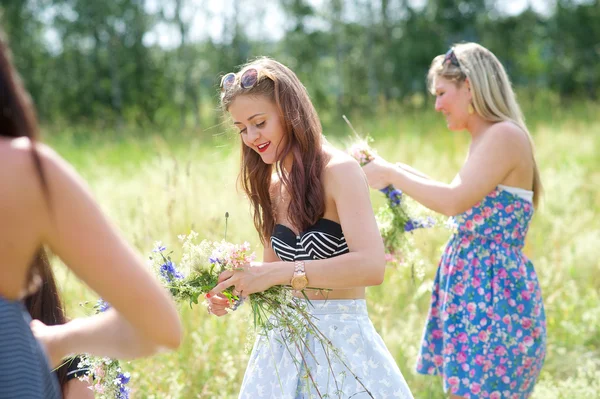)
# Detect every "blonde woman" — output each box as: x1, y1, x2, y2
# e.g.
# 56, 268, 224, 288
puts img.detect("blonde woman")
362, 43, 546, 399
